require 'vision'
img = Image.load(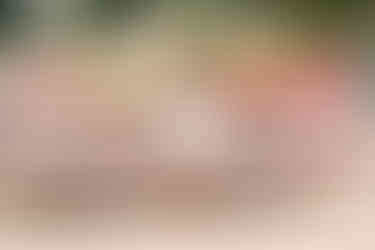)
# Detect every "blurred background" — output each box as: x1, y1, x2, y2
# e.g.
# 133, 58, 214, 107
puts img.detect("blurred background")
0, 0, 374, 249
